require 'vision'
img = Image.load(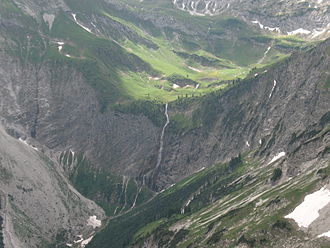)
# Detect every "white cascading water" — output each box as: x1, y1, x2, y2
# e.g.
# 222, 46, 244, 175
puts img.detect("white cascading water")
131, 187, 142, 209
131, 105, 170, 208
155, 103, 170, 171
